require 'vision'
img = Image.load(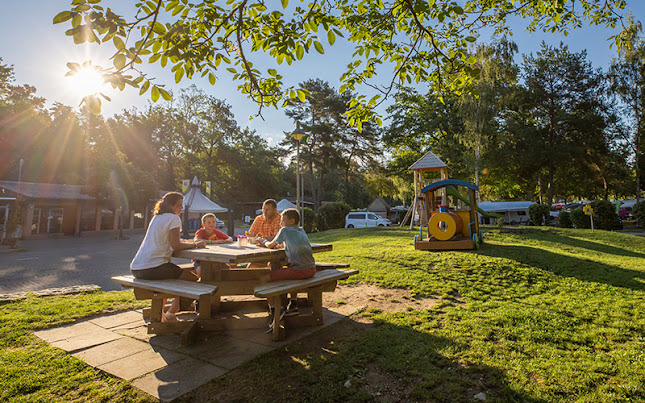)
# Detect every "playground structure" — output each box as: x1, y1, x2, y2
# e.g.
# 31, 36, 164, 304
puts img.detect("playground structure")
402, 150, 501, 250
400, 151, 450, 229
414, 179, 484, 250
